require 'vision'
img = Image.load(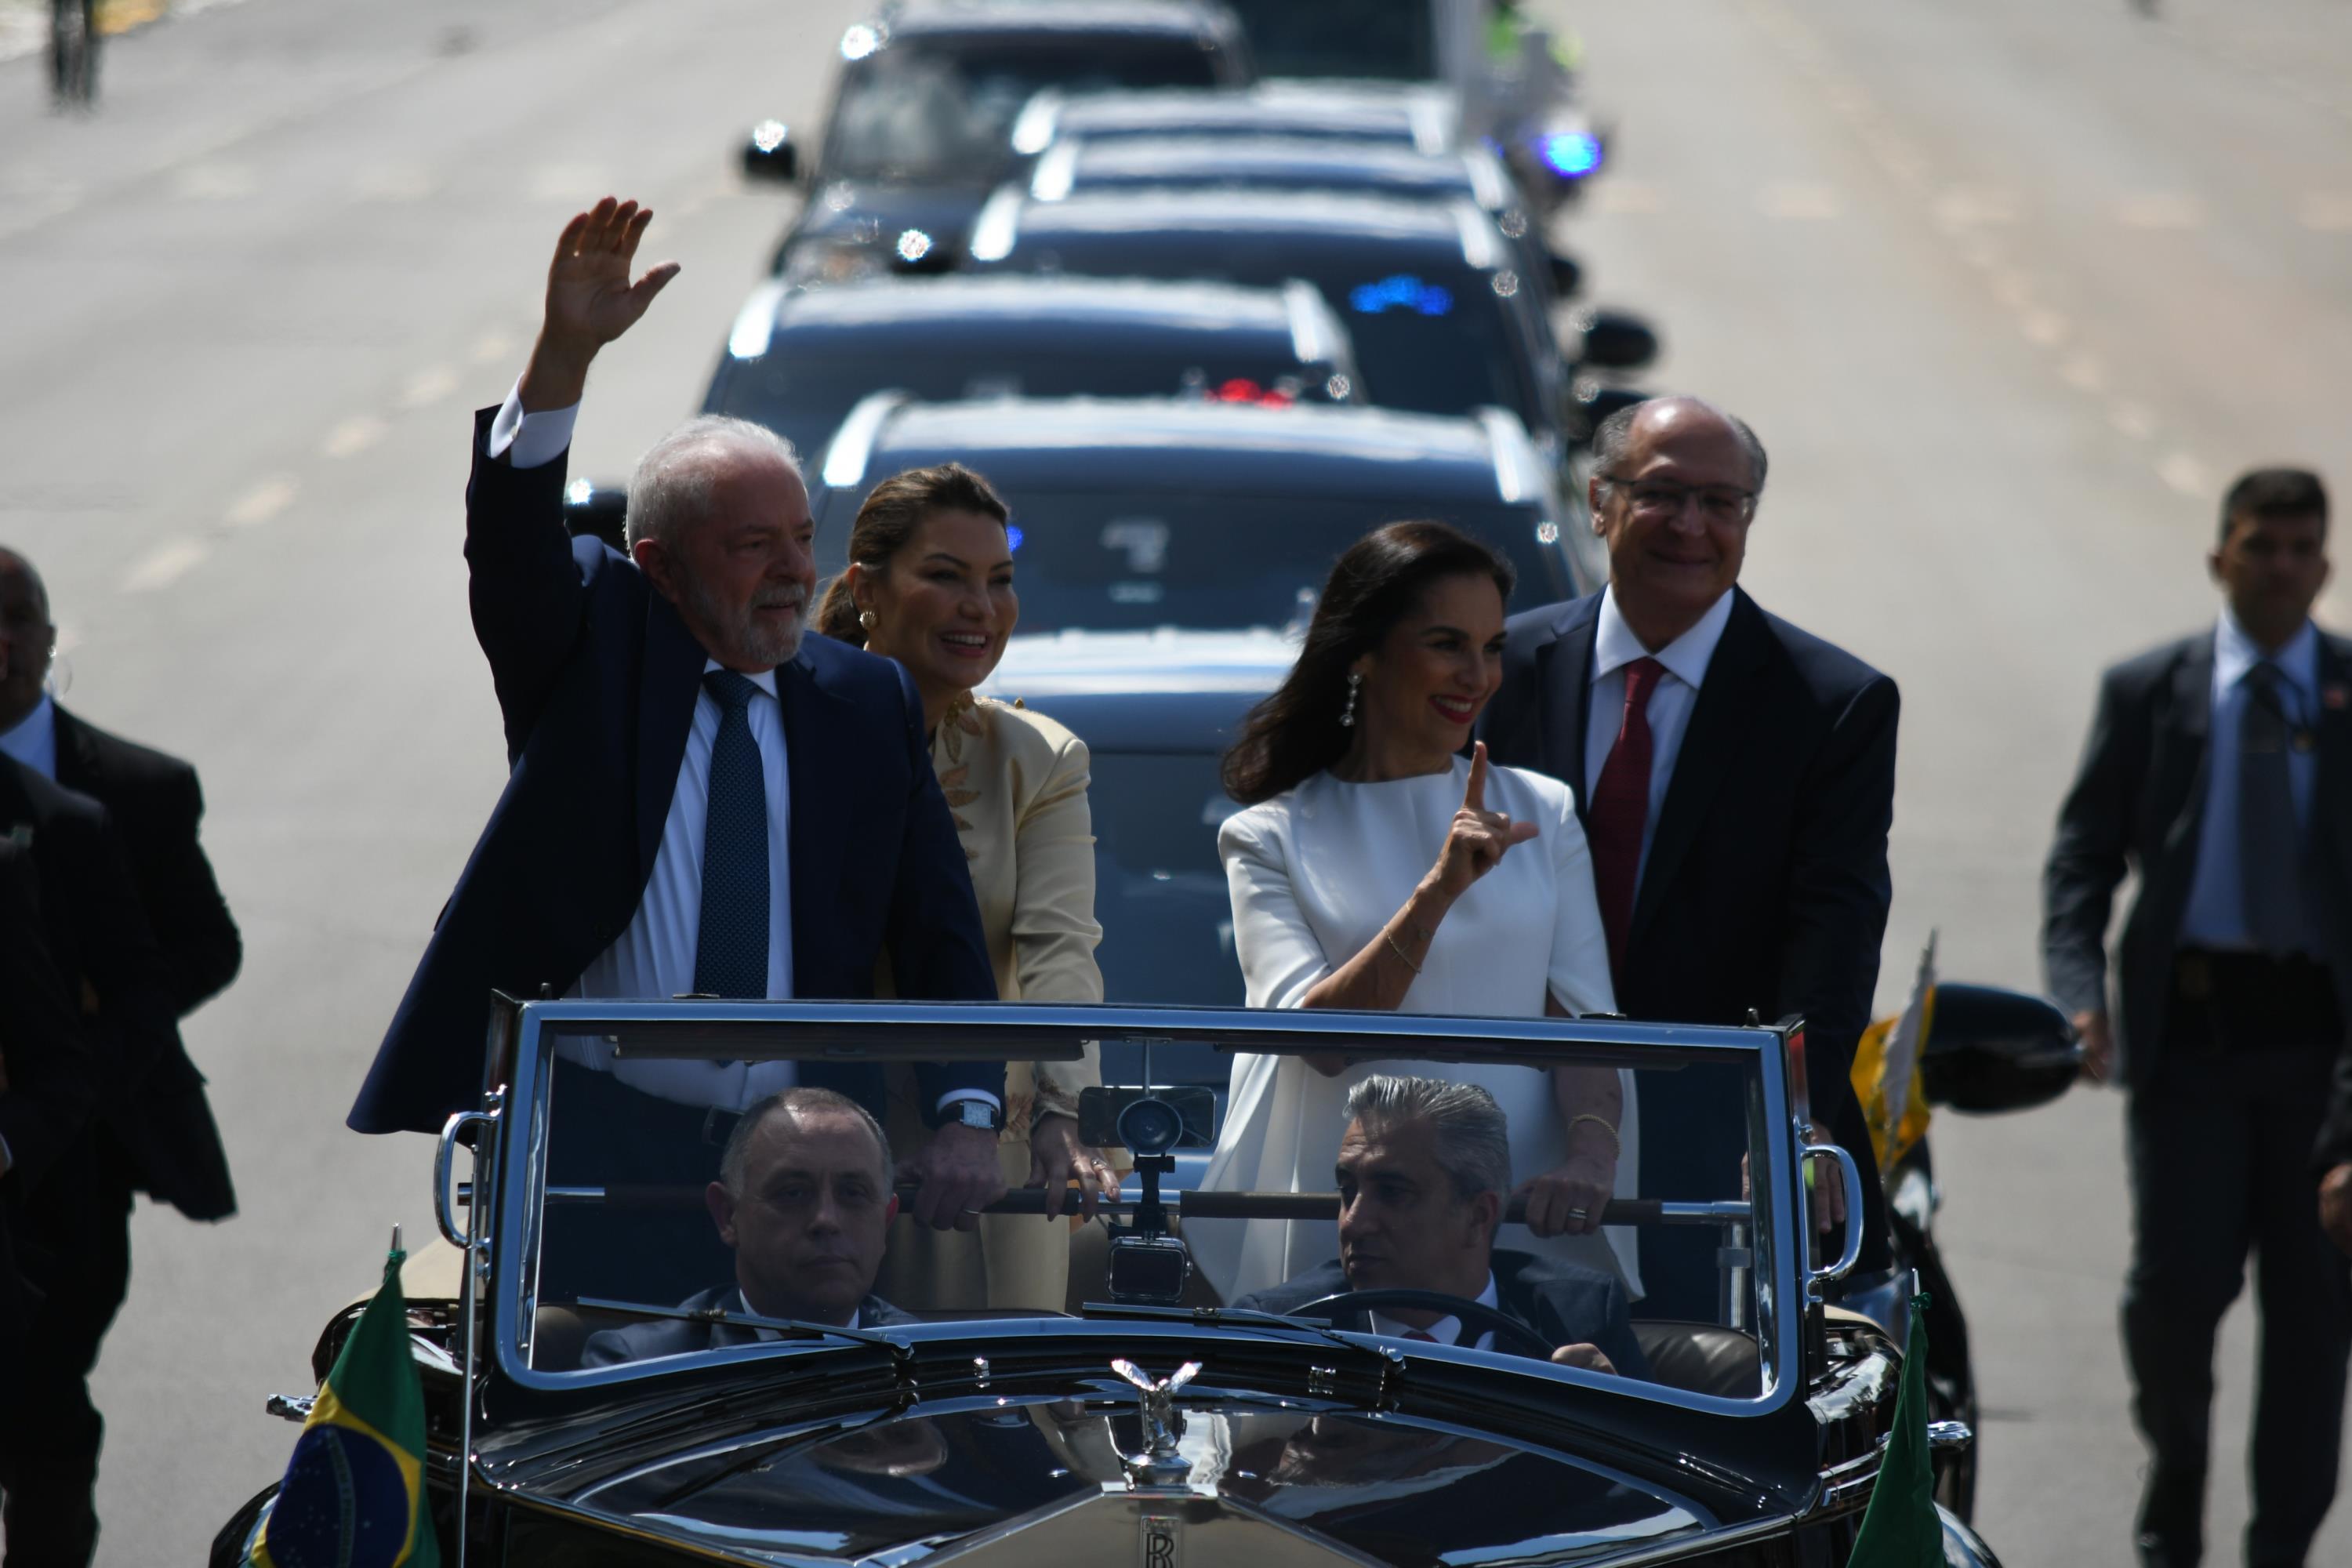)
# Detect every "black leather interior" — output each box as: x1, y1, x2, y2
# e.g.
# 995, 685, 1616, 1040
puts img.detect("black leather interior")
1632, 1319, 1763, 1399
